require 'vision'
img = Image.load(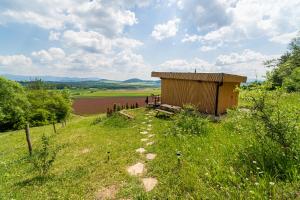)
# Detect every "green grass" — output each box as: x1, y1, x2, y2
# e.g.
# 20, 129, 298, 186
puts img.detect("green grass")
0, 91, 299, 199
70, 88, 160, 98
